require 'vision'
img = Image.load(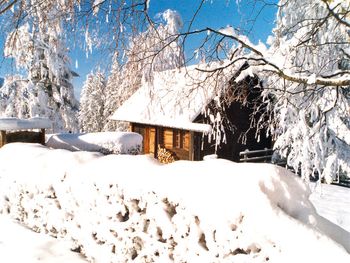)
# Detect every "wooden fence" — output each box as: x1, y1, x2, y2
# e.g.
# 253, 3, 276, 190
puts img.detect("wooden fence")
239, 148, 274, 163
